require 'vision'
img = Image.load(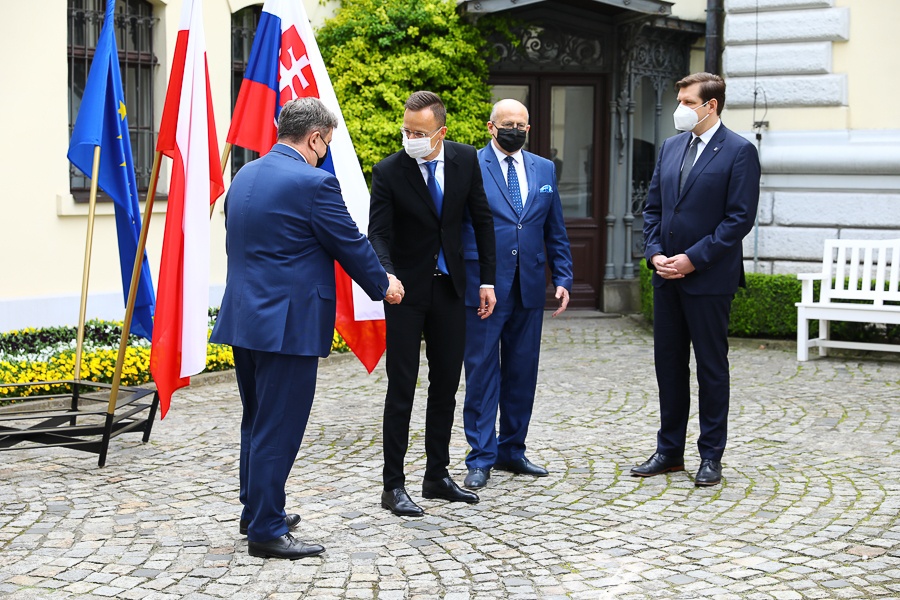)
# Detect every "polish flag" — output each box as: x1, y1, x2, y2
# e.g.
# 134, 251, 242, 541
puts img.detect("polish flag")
227, 0, 386, 372
150, 0, 224, 418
